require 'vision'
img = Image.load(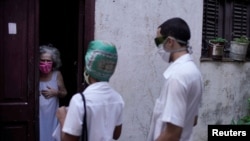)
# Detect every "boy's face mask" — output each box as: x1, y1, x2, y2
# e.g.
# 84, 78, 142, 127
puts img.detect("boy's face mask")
39, 62, 53, 74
